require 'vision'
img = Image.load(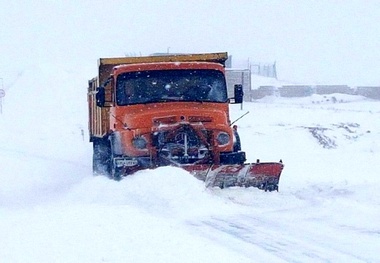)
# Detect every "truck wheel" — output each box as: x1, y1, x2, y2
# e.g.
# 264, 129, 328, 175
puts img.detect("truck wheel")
93, 139, 111, 176
110, 164, 123, 181
233, 127, 242, 152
